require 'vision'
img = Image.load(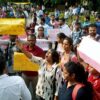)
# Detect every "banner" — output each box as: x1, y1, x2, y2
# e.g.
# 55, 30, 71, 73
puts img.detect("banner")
36, 39, 51, 51
14, 52, 39, 71
20, 38, 51, 51
77, 37, 100, 72
48, 28, 72, 41
48, 29, 60, 41
0, 18, 25, 35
